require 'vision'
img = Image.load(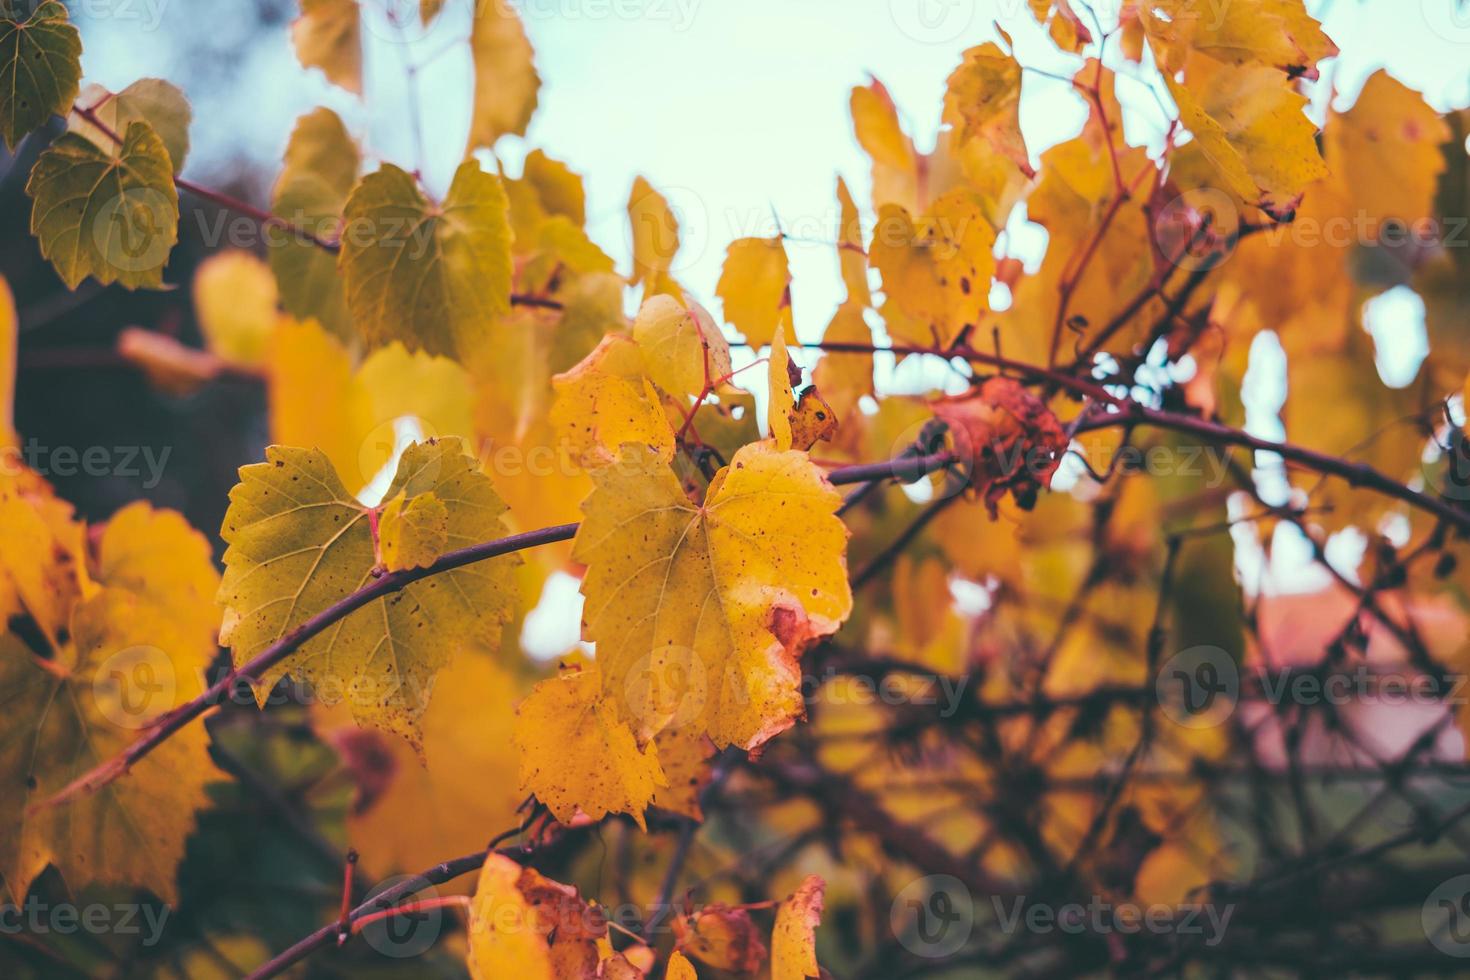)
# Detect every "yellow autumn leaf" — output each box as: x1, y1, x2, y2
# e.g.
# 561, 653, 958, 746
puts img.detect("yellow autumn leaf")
1327, 70, 1451, 232
326, 650, 527, 888
836, 176, 871, 306
943, 39, 1033, 179
870, 188, 995, 348
851, 78, 921, 214
268, 316, 375, 490
194, 250, 279, 368
467, 854, 556, 980
550, 334, 677, 466
1164, 54, 1326, 218
628, 175, 683, 296
813, 301, 873, 425
650, 726, 713, 821
467, 0, 539, 151
716, 237, 792, 347
0, 274, 14, 447
772, 874, 825, 980
340, 160, 513, 360
291, 0, 360, 94
468, 854, 605, 980
217, 439, 520, 746
378, 490, 449, 571
574, 442, 852, 749
1, 498, 223, 906
633, 294, 732, 402
667, 950, 699, 980
1140, 0, 1336, 78
768, 325, 795, 451
514, 660, 666, 829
